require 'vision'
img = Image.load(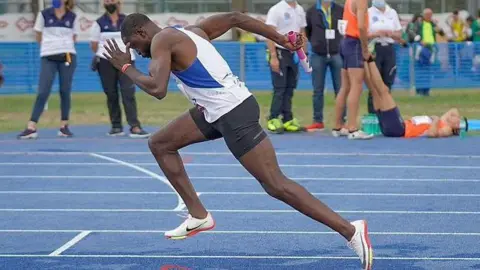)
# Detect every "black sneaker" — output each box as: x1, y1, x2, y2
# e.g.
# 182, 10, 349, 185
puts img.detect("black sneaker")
58, 125, 73, 137
107, 127, 125, 136
129, 127, 150, 138
17, 128, 38, 139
